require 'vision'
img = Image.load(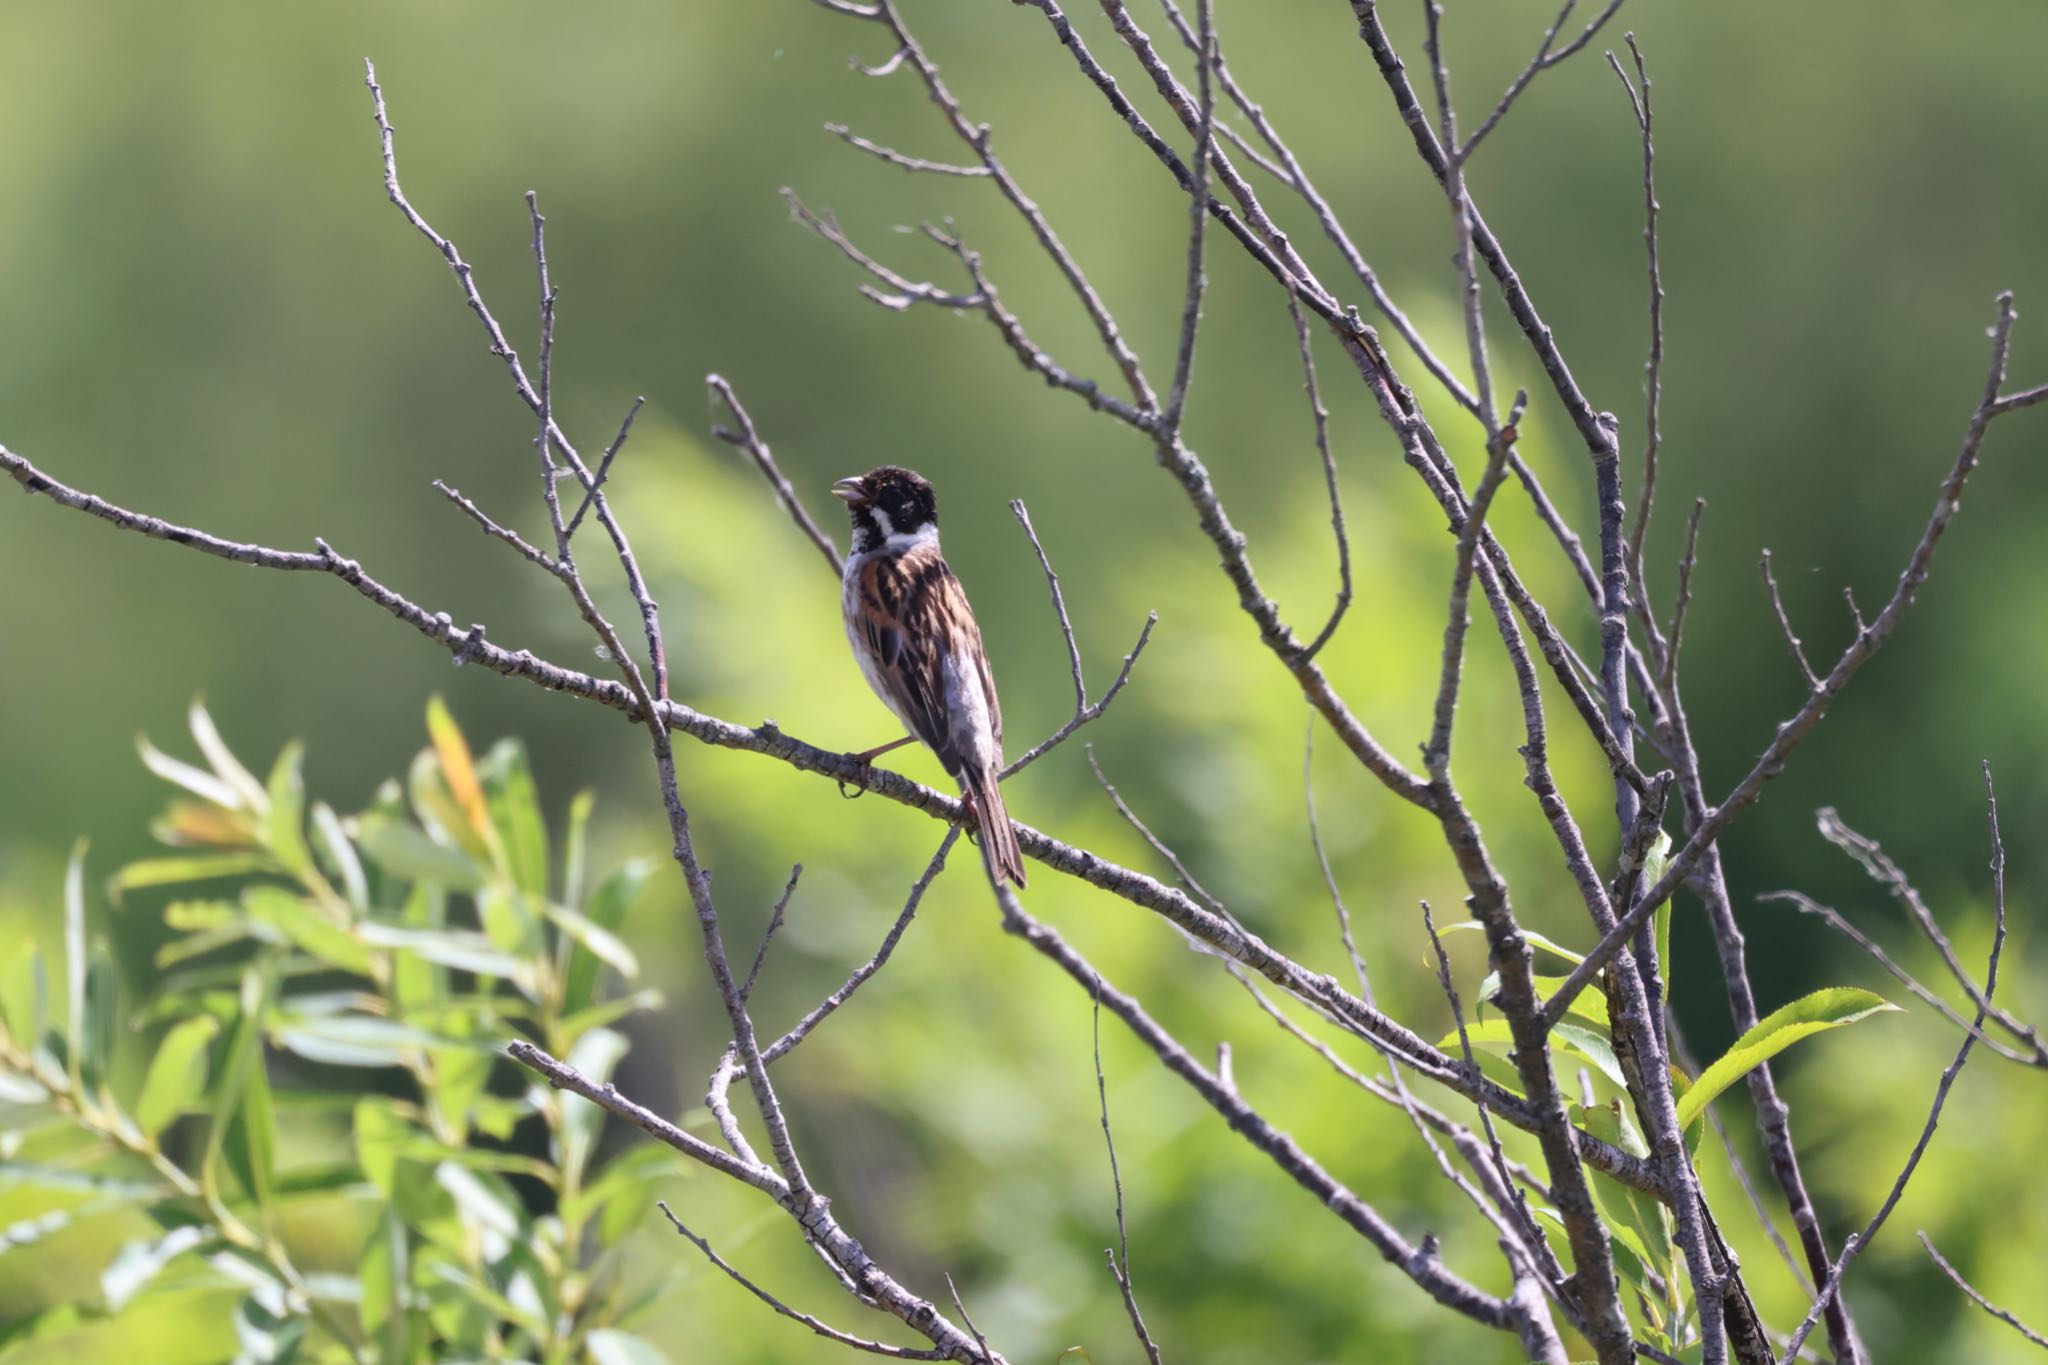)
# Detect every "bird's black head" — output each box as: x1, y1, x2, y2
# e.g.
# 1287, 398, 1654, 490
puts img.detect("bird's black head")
833, 465, 939, 555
